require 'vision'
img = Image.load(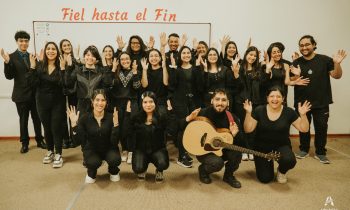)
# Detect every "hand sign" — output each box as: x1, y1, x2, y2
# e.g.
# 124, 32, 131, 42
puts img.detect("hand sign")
132, 60, 138, 74
160, 32, 167, 47
141, 57, 149, 70
187, 108, 201, 122
29, 53, 37, 69
333, 50, 347, 64
290, 65, 301, 76
147, 36, 155, 49
116, 35, 126, 50
170, 53, 176, 67
112, 58, 118, 72
243, 99, 253, 113
229, 122, 239, 137
0, 48, 10, 63
59, 55, 66, 70
294, 76, 310, 86
66, 105, 80, 127
219, 35, 230, 46
298, 100, 311, 116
